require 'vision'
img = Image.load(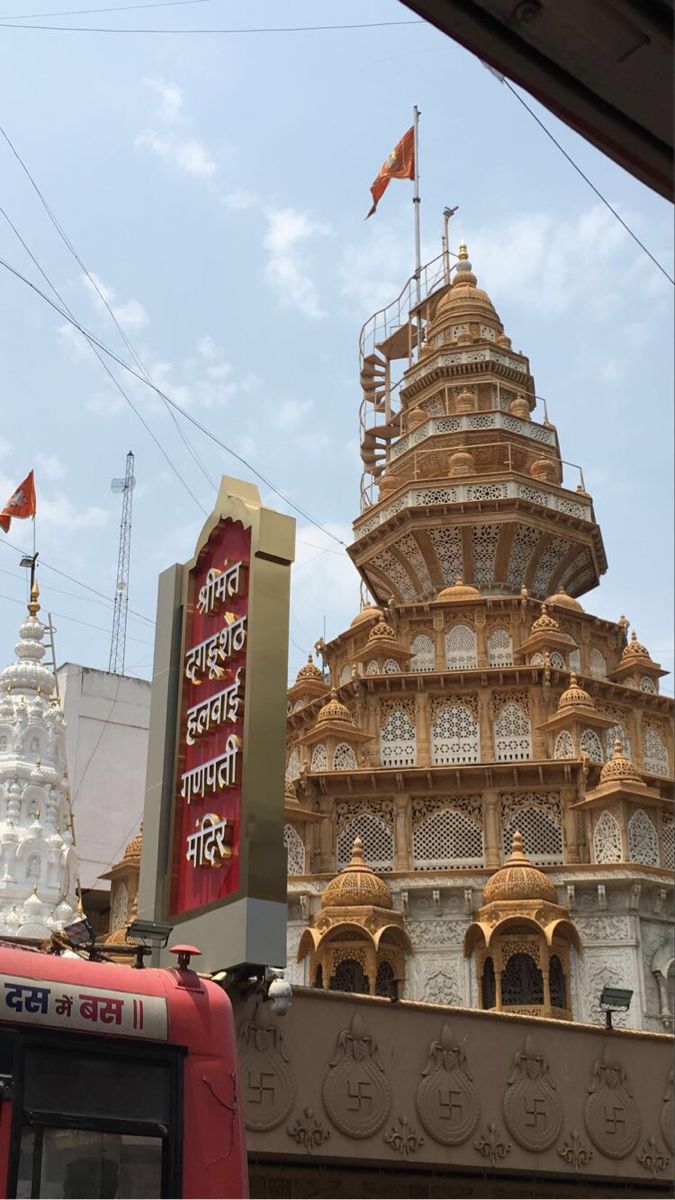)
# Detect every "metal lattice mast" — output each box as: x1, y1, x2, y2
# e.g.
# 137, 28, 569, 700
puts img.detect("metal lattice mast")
109, 451, 135, 674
